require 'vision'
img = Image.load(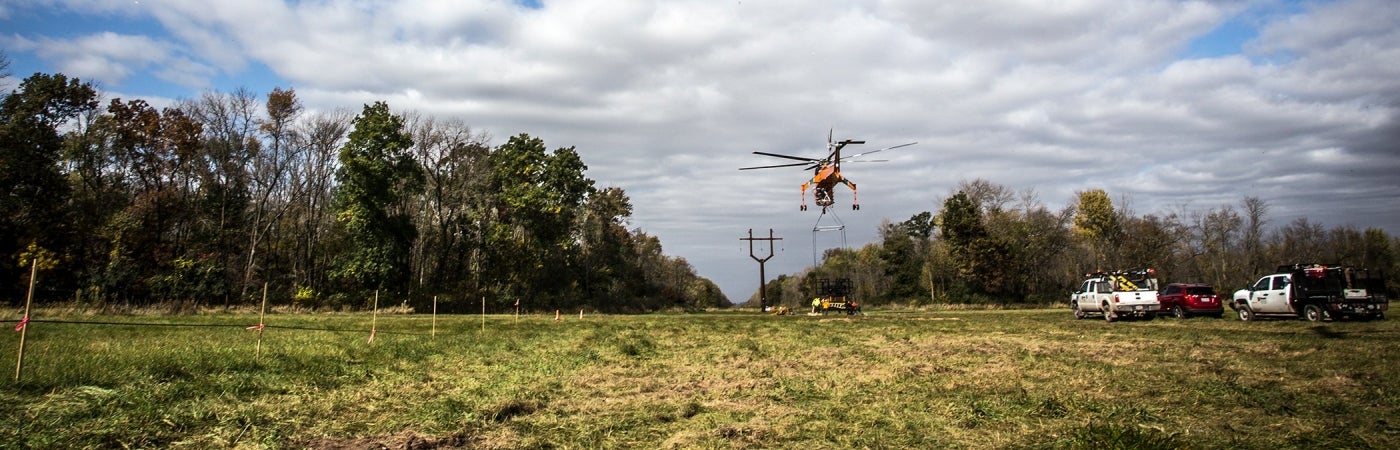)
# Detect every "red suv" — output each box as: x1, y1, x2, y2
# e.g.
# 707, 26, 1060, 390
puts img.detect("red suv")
1158, 283, 1224, 318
